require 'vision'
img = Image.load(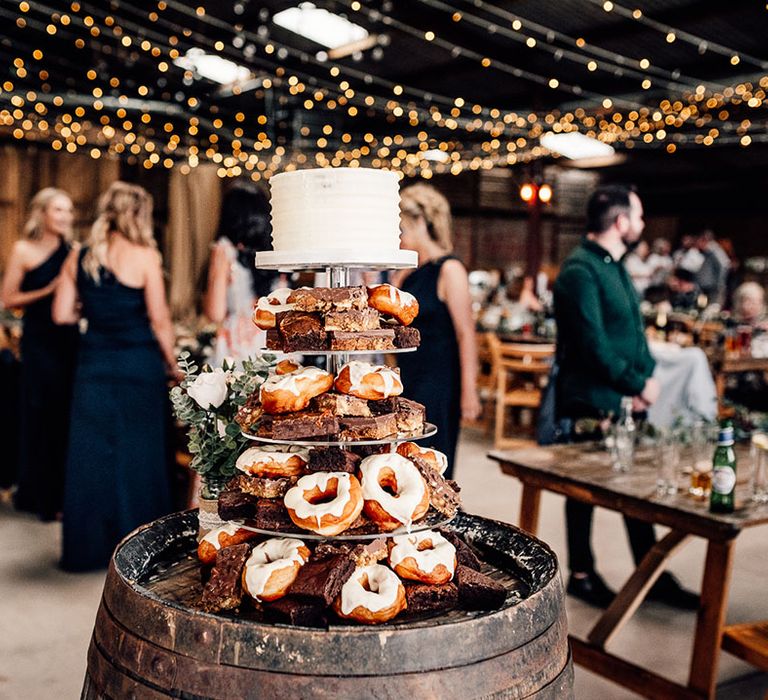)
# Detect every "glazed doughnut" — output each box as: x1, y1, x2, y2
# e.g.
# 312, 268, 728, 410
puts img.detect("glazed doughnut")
241, 537, 310, 602
197, 522, 259, 565
333, 564, 406, 624
235, 445, 309, 478
253, 288, 294, 330
367, 284, 419, 326
334, 361, 403, 401
259, 366, 333, 414
283, 472, 364, 536
359, 453, 429, 531
396, 442, 448, 475
388, 530, 456, 584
